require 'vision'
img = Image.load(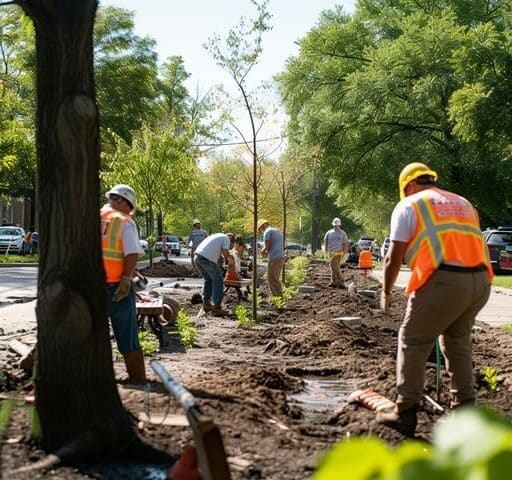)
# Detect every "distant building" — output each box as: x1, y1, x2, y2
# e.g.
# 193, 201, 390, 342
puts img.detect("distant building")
0, 198, 33, 229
